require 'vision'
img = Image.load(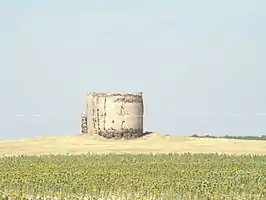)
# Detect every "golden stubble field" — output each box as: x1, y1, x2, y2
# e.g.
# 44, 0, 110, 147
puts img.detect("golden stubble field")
0, 133, 265, 157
